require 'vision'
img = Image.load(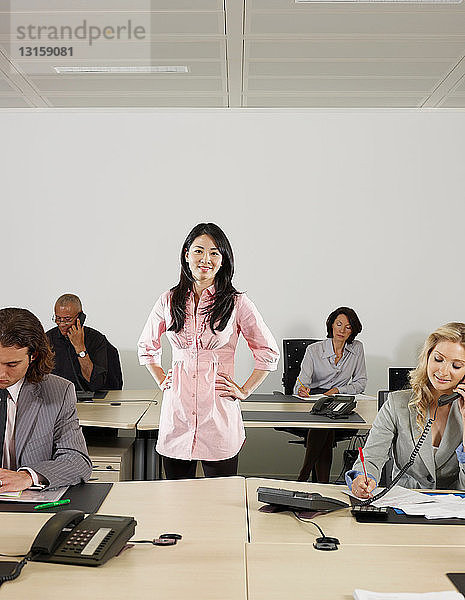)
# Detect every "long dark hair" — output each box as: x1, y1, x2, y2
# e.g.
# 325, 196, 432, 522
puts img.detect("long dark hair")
0, 307, 54, 383
325, 306, 362, 345
169, 223, 240, 333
